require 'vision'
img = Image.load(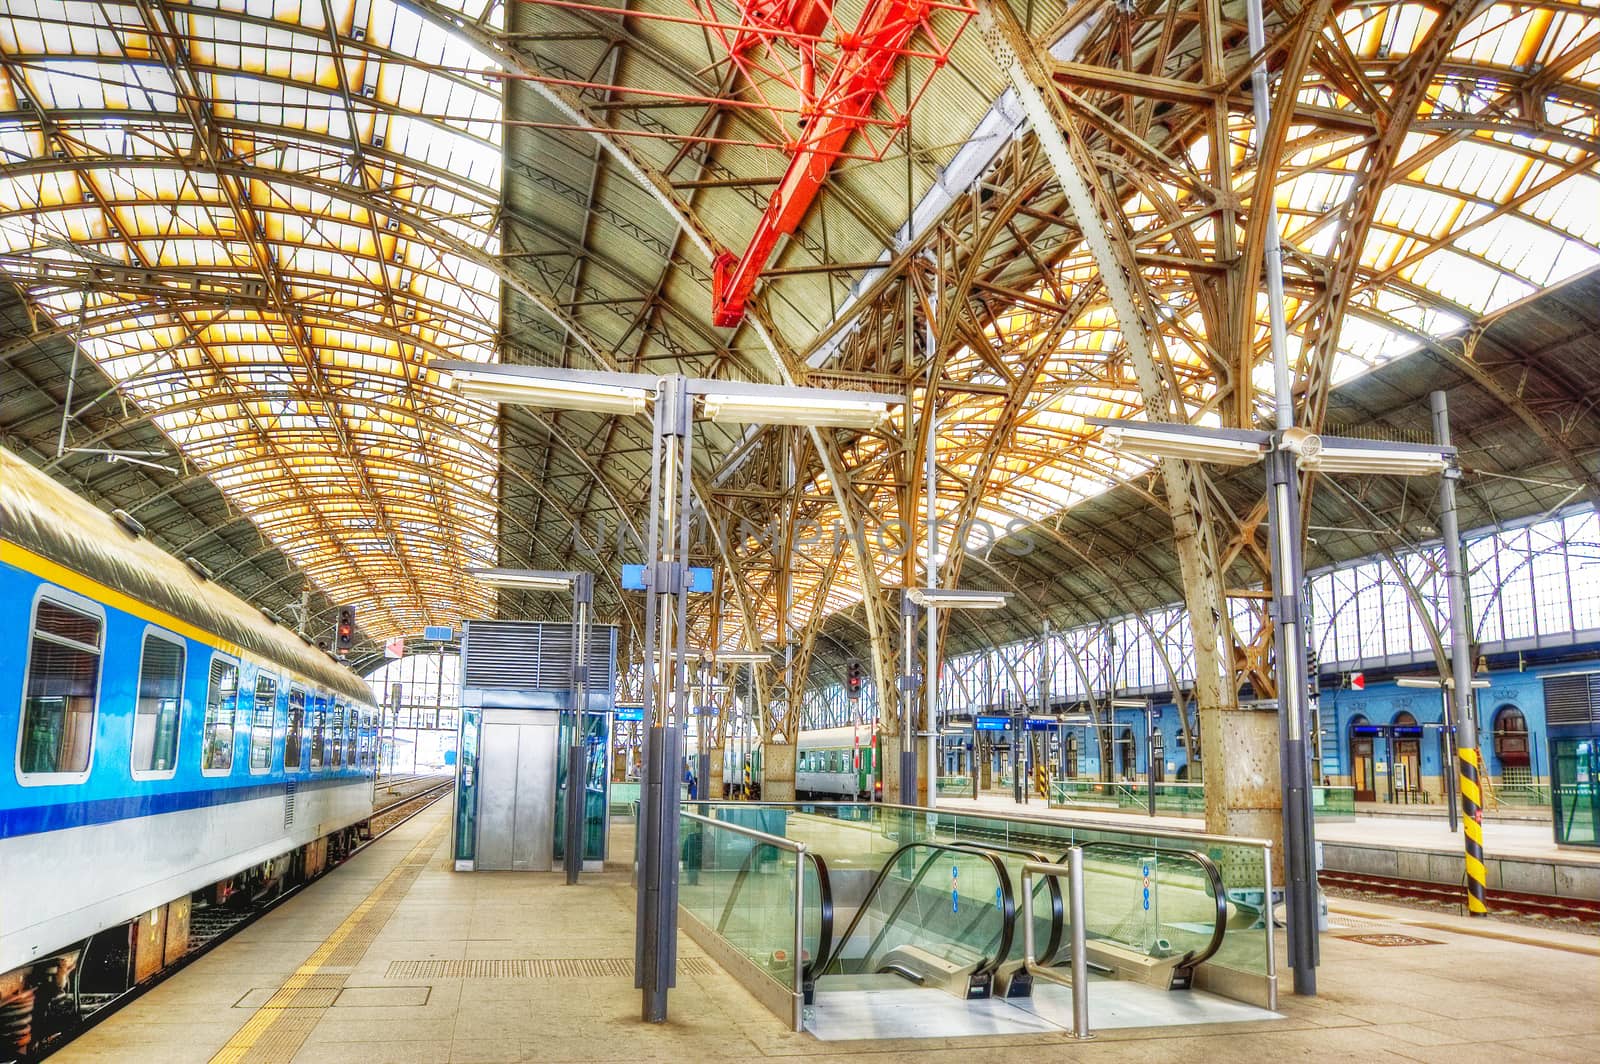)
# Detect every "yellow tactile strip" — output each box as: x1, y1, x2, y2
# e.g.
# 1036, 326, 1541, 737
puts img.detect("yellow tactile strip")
209, 823, 446, 1064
